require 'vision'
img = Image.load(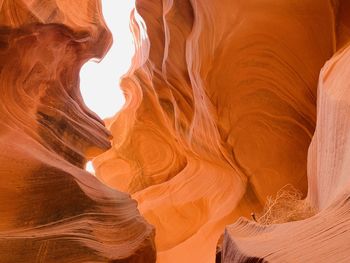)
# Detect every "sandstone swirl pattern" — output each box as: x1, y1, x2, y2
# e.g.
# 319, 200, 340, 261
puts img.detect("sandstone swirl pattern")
223, 26, 350, 263
94, 0, 343, 262
0, 1, 155, 262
